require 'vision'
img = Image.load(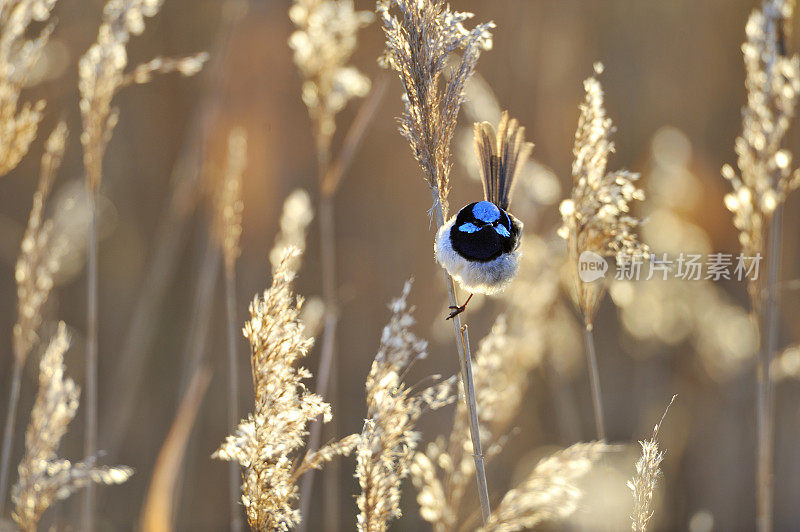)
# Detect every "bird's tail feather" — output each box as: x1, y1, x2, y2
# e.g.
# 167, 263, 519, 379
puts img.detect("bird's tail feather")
473, 111, 533, 210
